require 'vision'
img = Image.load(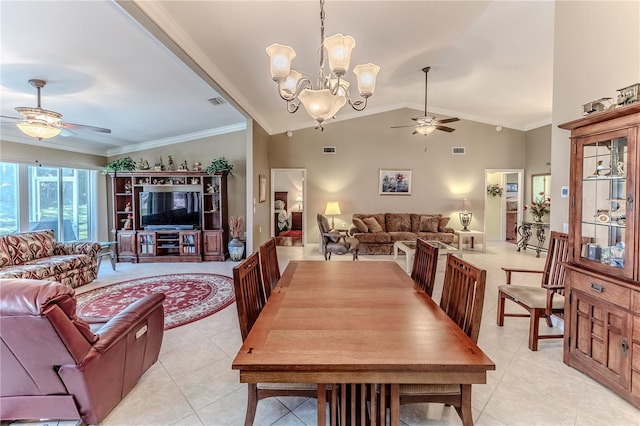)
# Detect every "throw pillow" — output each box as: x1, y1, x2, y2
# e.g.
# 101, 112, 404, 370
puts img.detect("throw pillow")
438, 217, 451, 232
327, 229, 342, 243
352, 217, 368, 233
419, 215, 439, 233
363, 217, 384, 233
